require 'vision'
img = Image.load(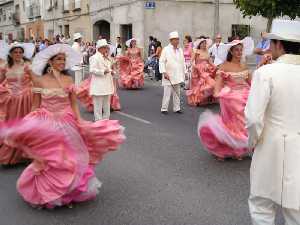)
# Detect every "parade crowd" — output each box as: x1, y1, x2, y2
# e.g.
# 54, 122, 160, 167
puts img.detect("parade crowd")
0, 18, 300, 225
